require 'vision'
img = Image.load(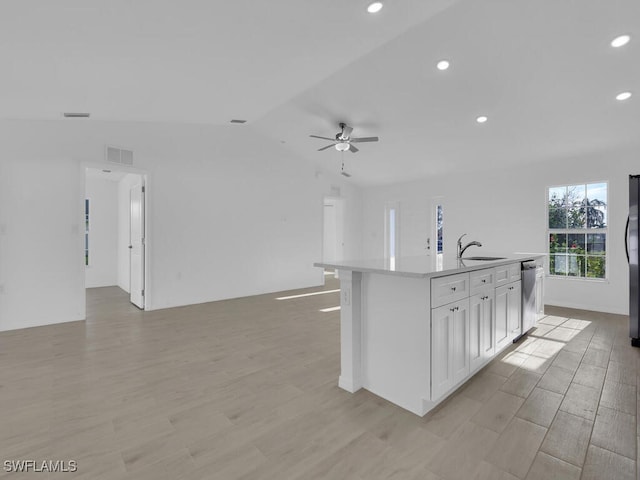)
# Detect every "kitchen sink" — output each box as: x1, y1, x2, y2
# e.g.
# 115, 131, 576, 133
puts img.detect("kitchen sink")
463, 256, 507, 261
